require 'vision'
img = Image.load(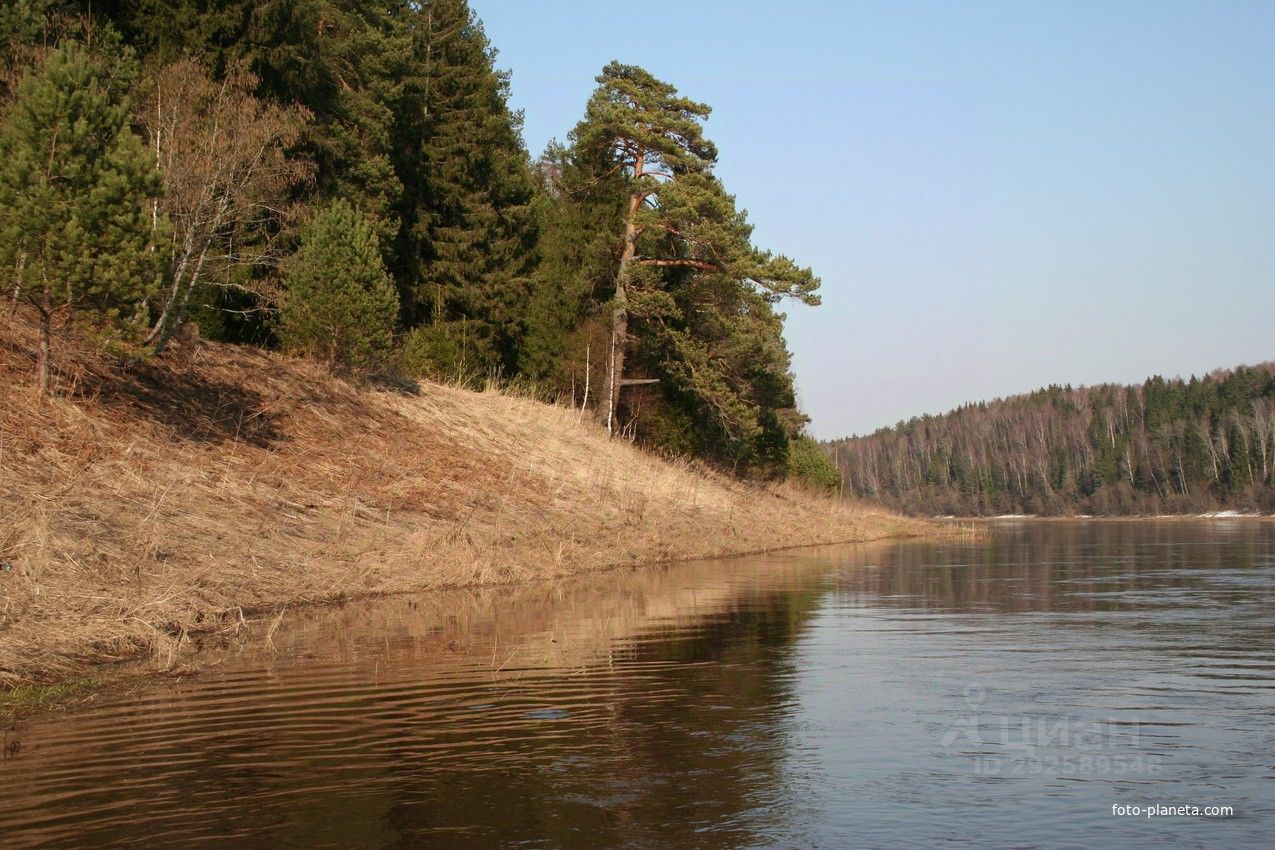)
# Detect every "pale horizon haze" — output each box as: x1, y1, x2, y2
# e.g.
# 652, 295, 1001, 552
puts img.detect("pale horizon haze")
477, 0, 1275, 439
